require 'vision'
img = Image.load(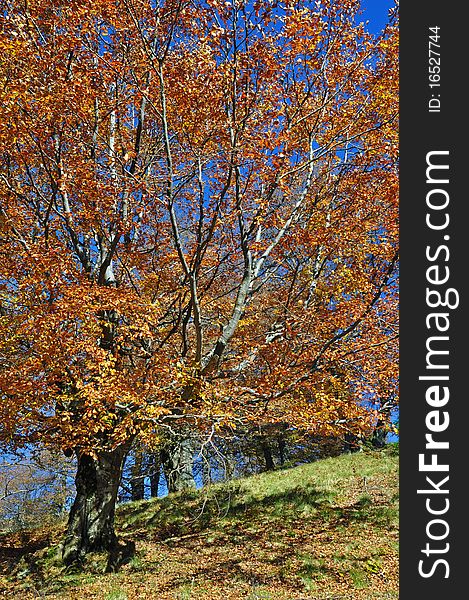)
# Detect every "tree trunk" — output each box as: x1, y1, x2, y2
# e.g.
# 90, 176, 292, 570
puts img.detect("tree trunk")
130, 449, 145, 501
160, 436, 195, 493
261, 440, 275, 471
149, 453, 160, 498
343, 432, 361, 453
371, 419, 387, 449
202, 457, 212, 487
224, 453, 235, 481
277, 435, 286, 466
62, 445, 129, 565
